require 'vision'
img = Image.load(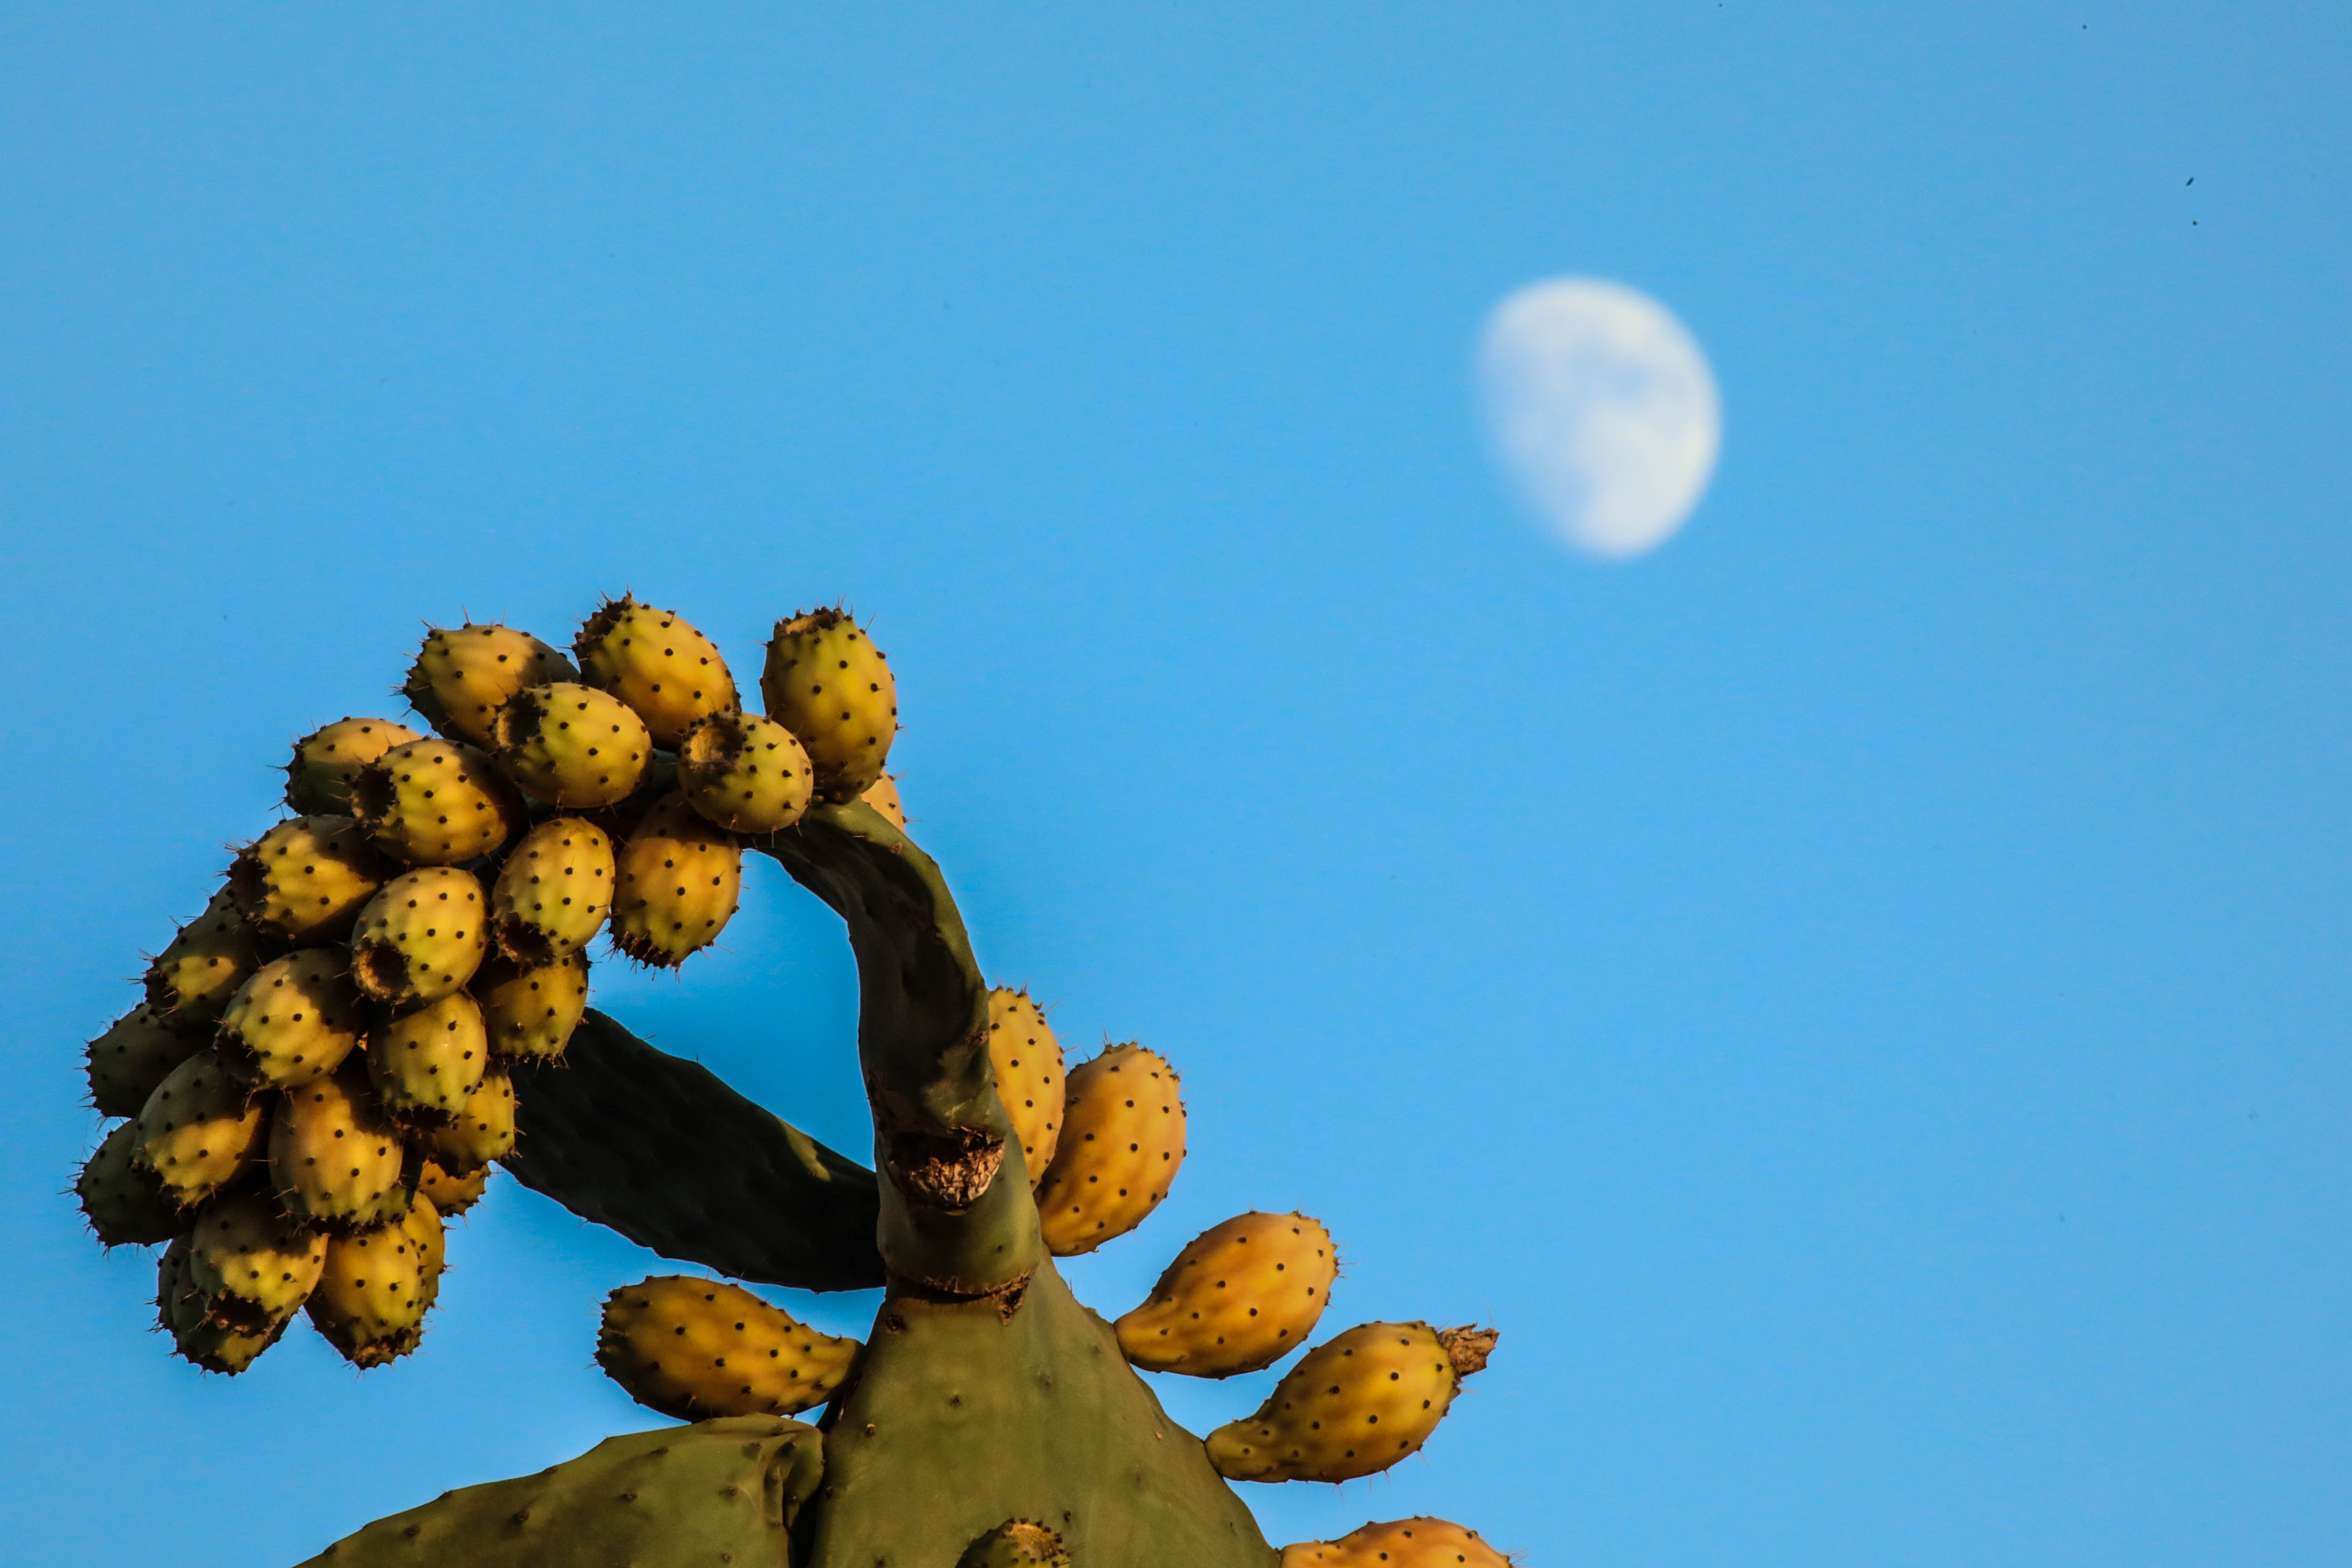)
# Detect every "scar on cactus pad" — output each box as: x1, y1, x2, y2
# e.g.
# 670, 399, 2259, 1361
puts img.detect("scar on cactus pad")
72, 595, 1510, 1568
